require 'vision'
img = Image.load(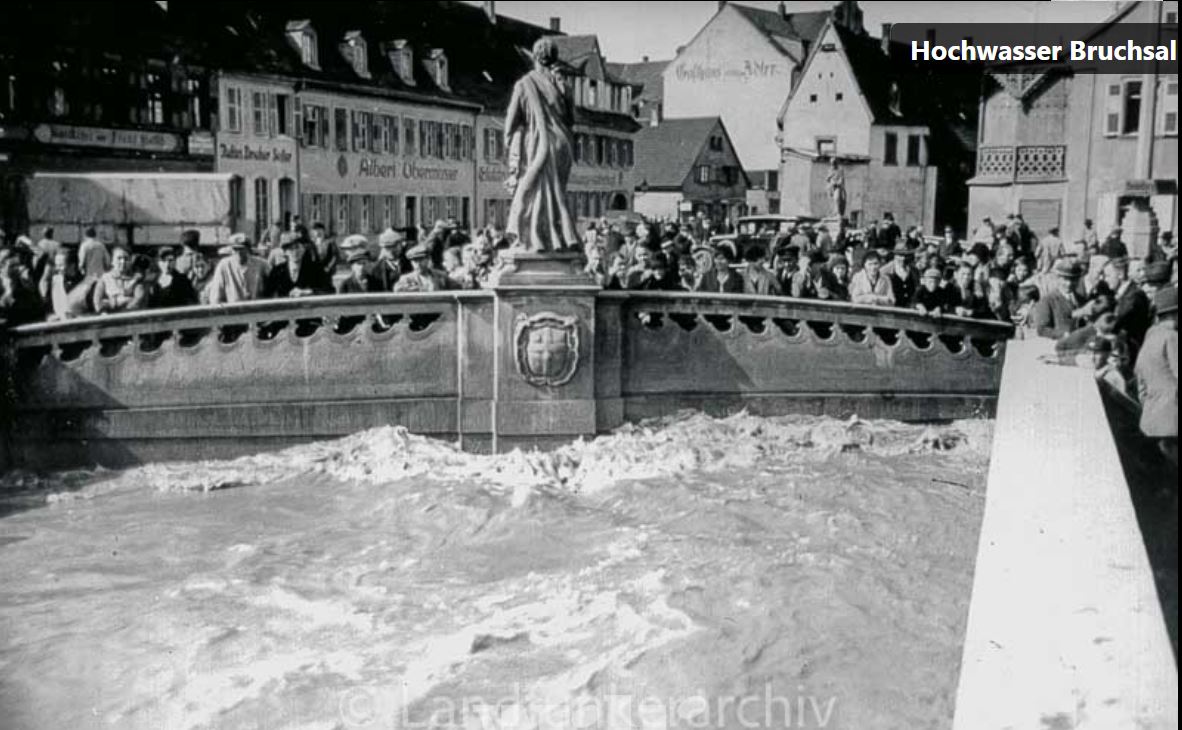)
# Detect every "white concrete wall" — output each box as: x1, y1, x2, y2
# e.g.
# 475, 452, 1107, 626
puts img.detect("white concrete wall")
662, 6, 796, 174
953, 338, 1177, 730
779, 23, 873, 156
